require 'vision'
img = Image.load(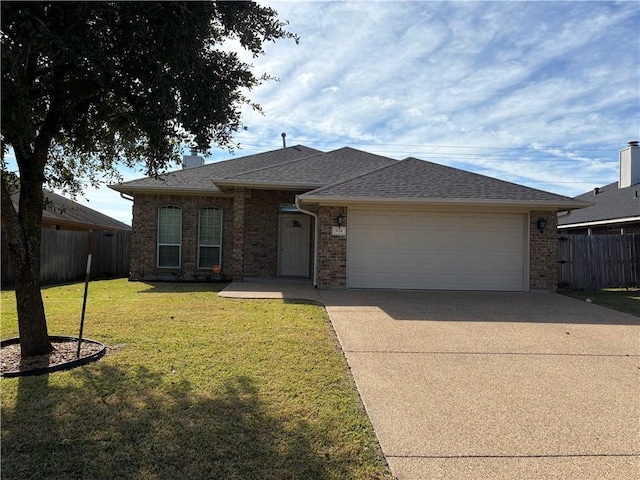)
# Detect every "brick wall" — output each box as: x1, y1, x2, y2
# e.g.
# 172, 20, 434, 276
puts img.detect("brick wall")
130, 194, 234, 281
130, 190, 304, 281
232, 188, 246, 280
131, 196, 558, 290
317, 206, 348, 288
243, 189, 299, 277
529, 210, 558, 291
